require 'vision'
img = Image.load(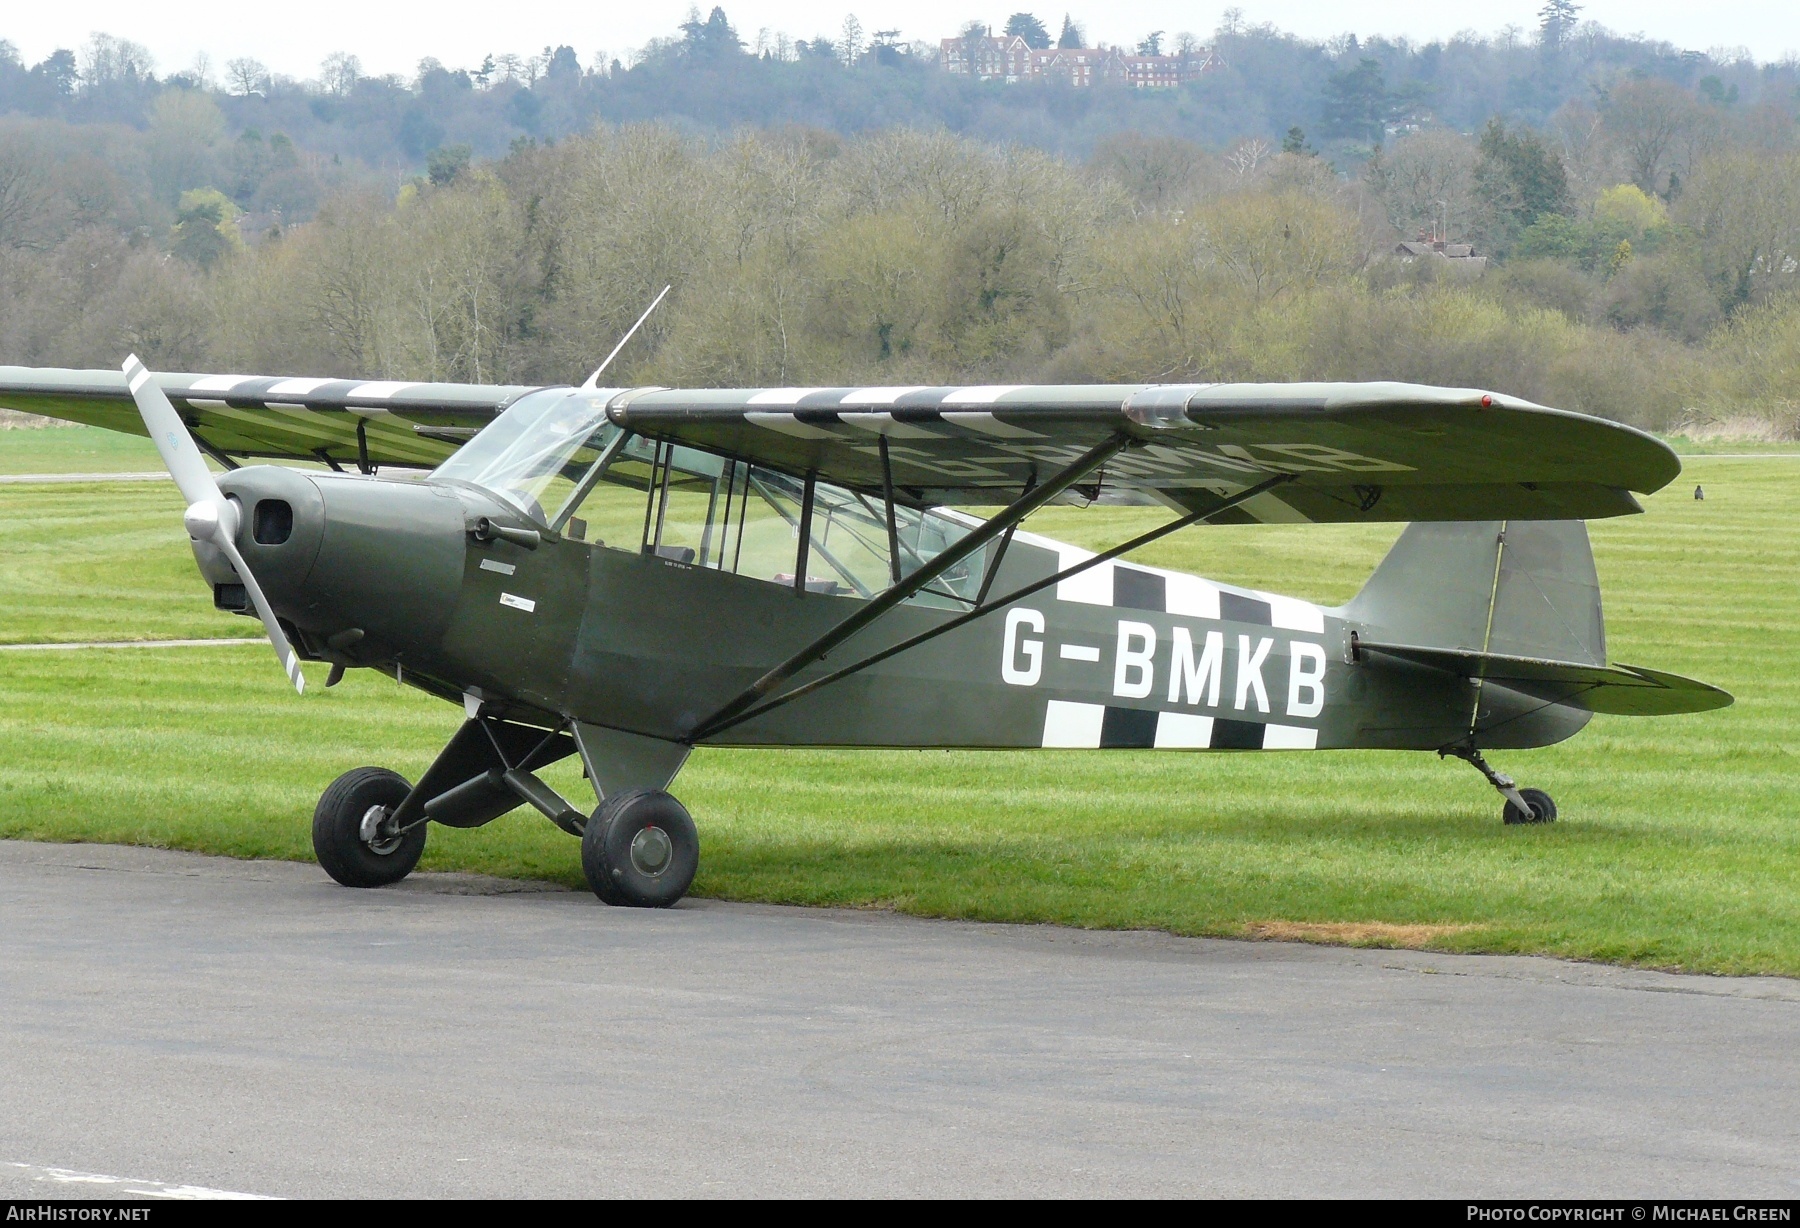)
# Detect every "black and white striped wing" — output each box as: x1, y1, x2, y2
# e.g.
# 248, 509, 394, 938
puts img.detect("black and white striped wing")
608, 381, 1681, 523
1, 369, 1682, 522
0, 366, 537, 469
